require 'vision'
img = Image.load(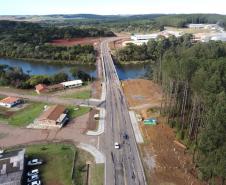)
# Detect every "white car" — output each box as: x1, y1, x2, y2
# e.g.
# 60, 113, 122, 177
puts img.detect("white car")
27, 174, 39, 183
27, 169, 39, 176
28, 180, 42, 185
27, 159, 43, 166
114, 142, 120, 149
